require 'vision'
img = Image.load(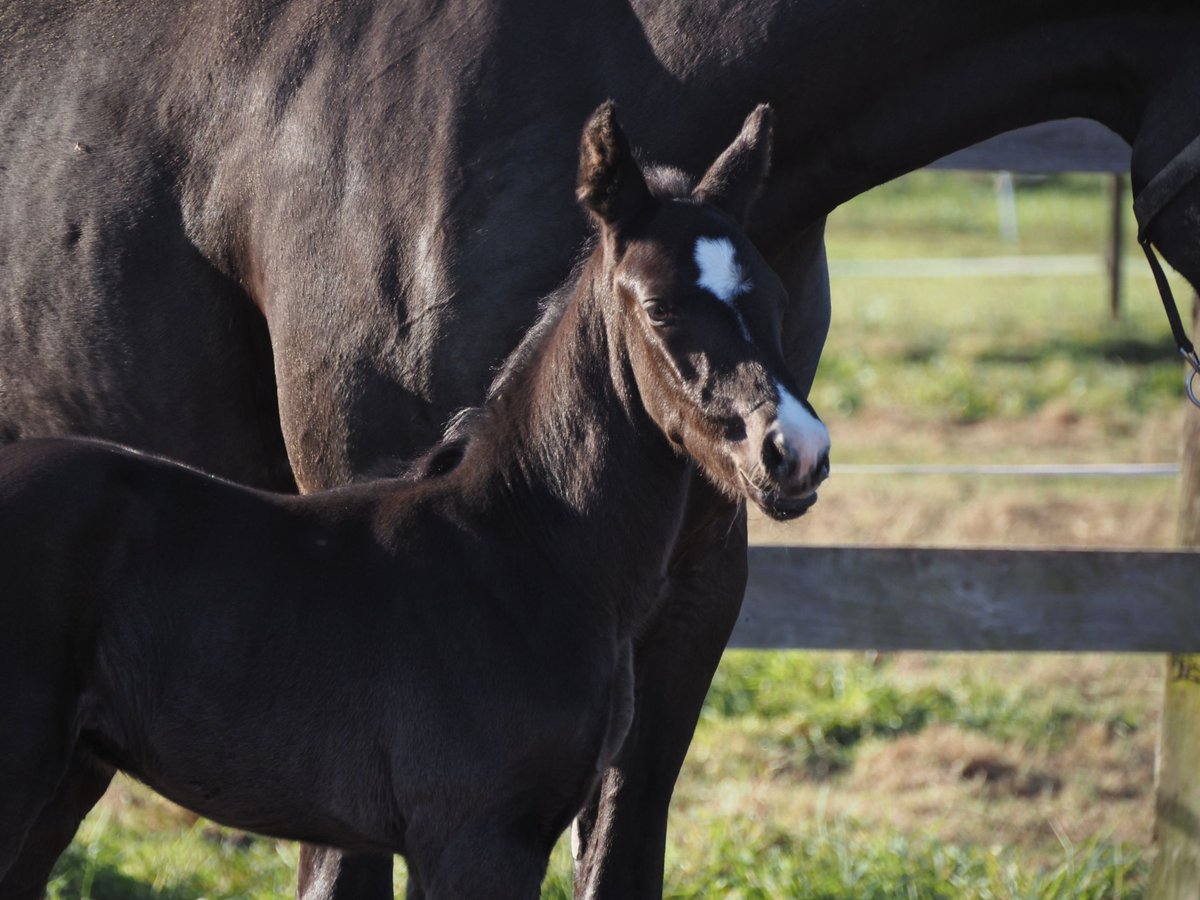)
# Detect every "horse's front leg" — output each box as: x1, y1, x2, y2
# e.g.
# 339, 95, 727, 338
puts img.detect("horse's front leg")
572, 478, 748, 899
296, 846, 393, 900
